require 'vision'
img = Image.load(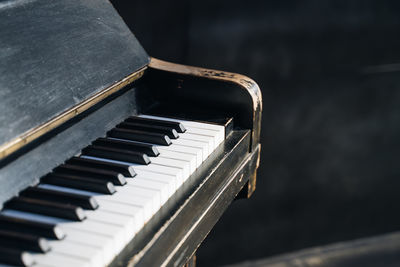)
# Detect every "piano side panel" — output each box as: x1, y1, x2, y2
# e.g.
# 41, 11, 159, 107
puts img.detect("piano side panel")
145, 58, 262, 152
